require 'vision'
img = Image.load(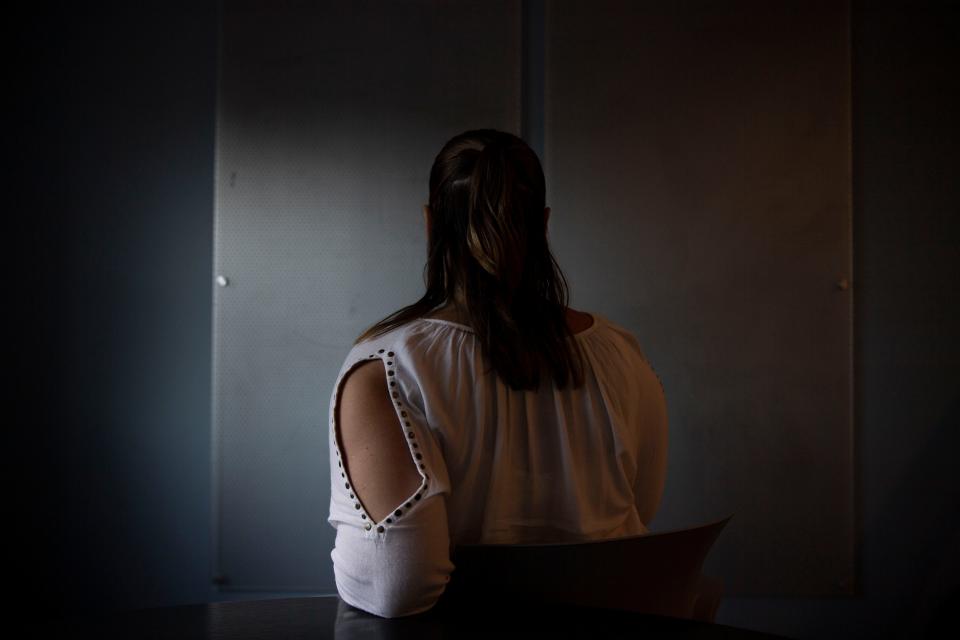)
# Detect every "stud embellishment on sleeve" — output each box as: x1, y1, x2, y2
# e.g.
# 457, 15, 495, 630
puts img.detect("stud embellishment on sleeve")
335, 347, 433, 536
